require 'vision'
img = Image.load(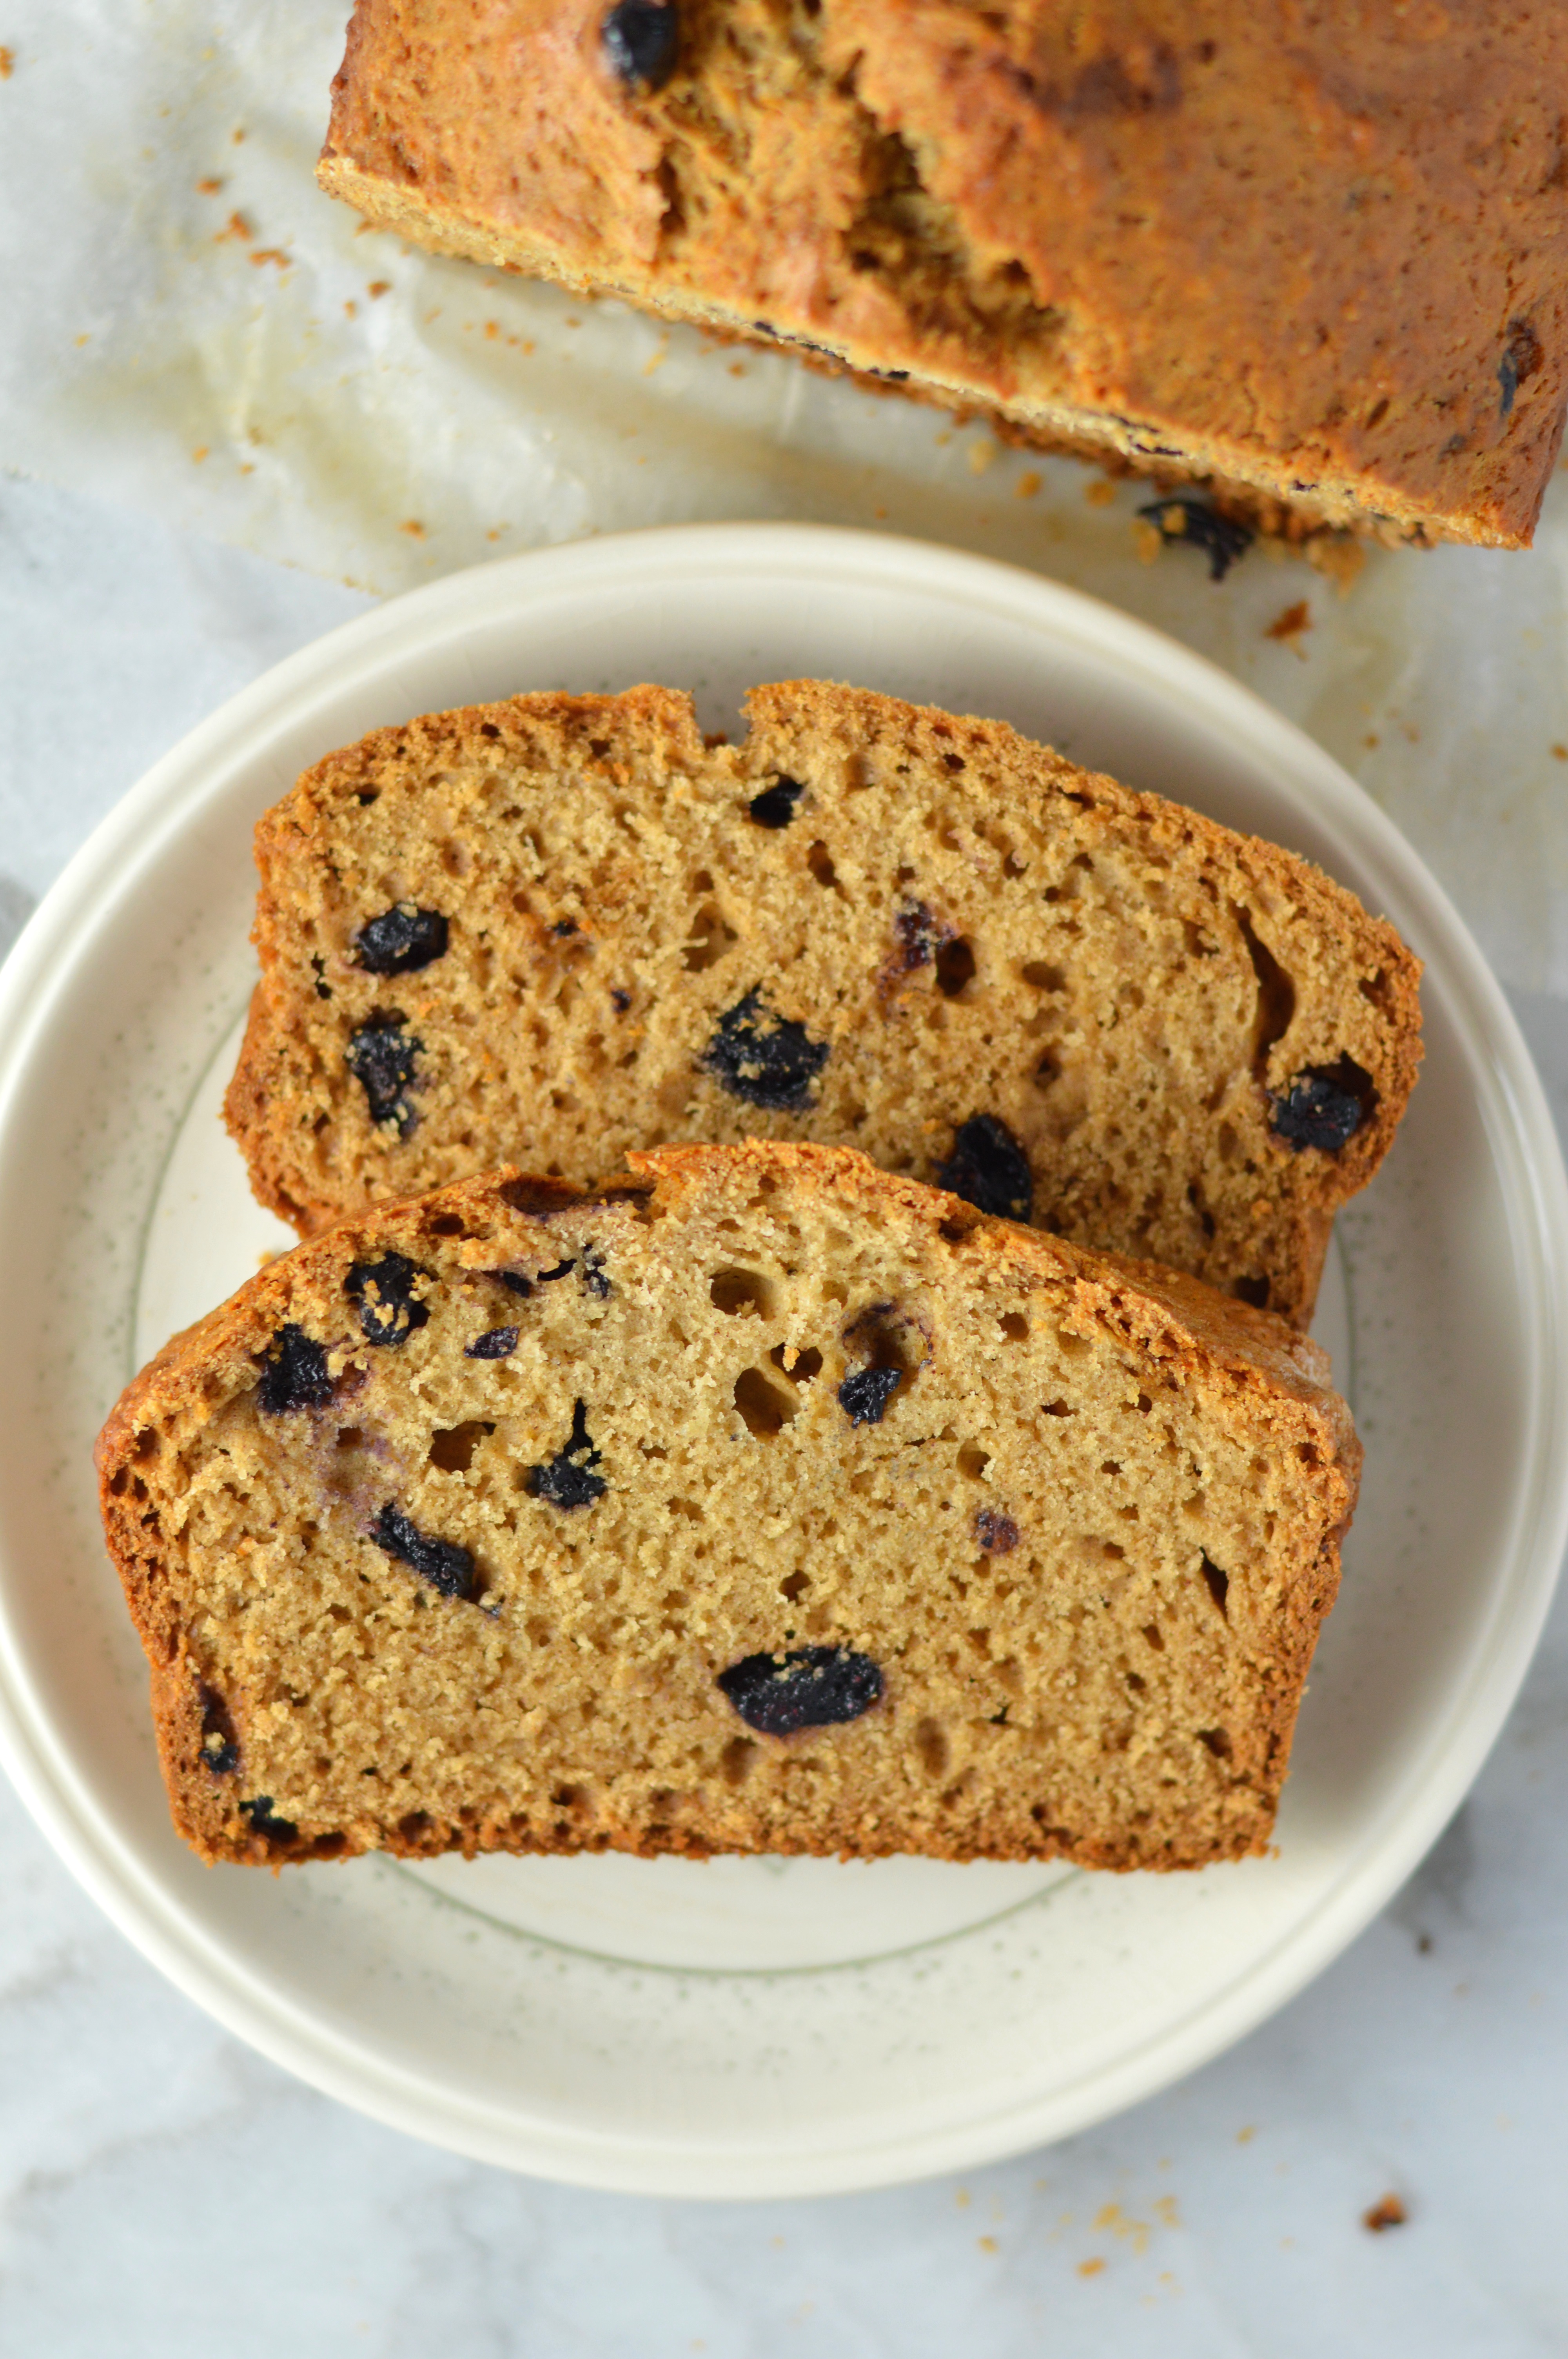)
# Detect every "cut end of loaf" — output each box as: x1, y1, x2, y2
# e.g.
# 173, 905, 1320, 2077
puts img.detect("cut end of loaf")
318, 2, 1568, 549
